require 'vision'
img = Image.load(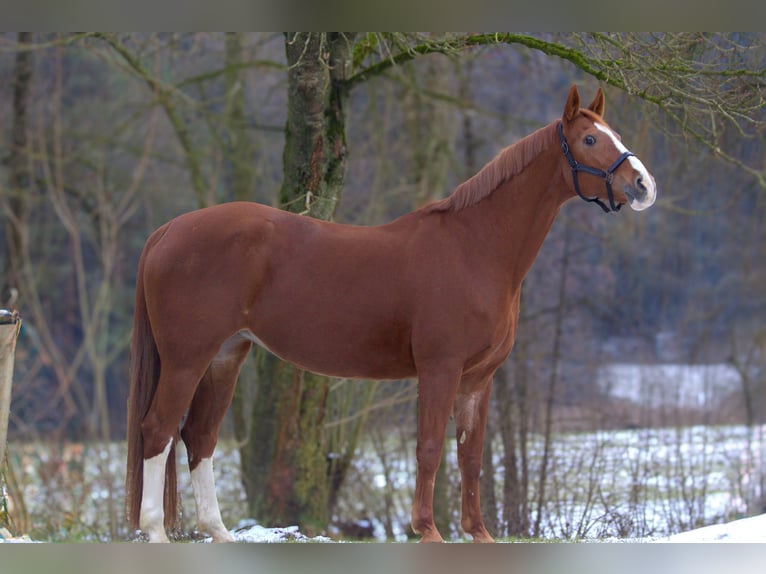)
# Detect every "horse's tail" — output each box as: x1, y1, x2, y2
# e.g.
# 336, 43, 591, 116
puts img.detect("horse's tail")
125, 230, 178, 531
